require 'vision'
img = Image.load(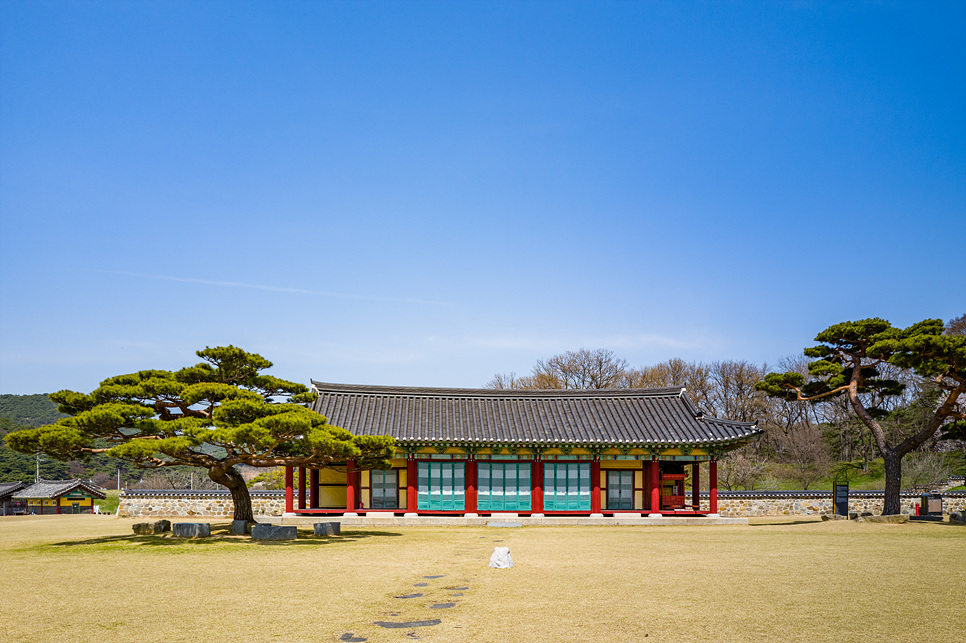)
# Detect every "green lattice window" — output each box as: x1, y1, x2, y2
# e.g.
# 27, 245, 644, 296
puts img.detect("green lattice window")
417, 461, 465, 511
543, 462, 591, 511
477, 462, 532, 512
